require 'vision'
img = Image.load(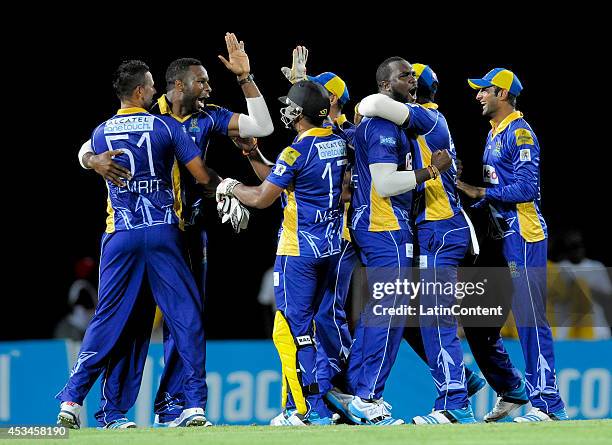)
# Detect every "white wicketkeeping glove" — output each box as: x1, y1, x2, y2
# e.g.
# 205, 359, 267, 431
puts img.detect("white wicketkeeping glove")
216, 178, 241, 202
217, 196, 250, 233
281, 46, 308, 84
